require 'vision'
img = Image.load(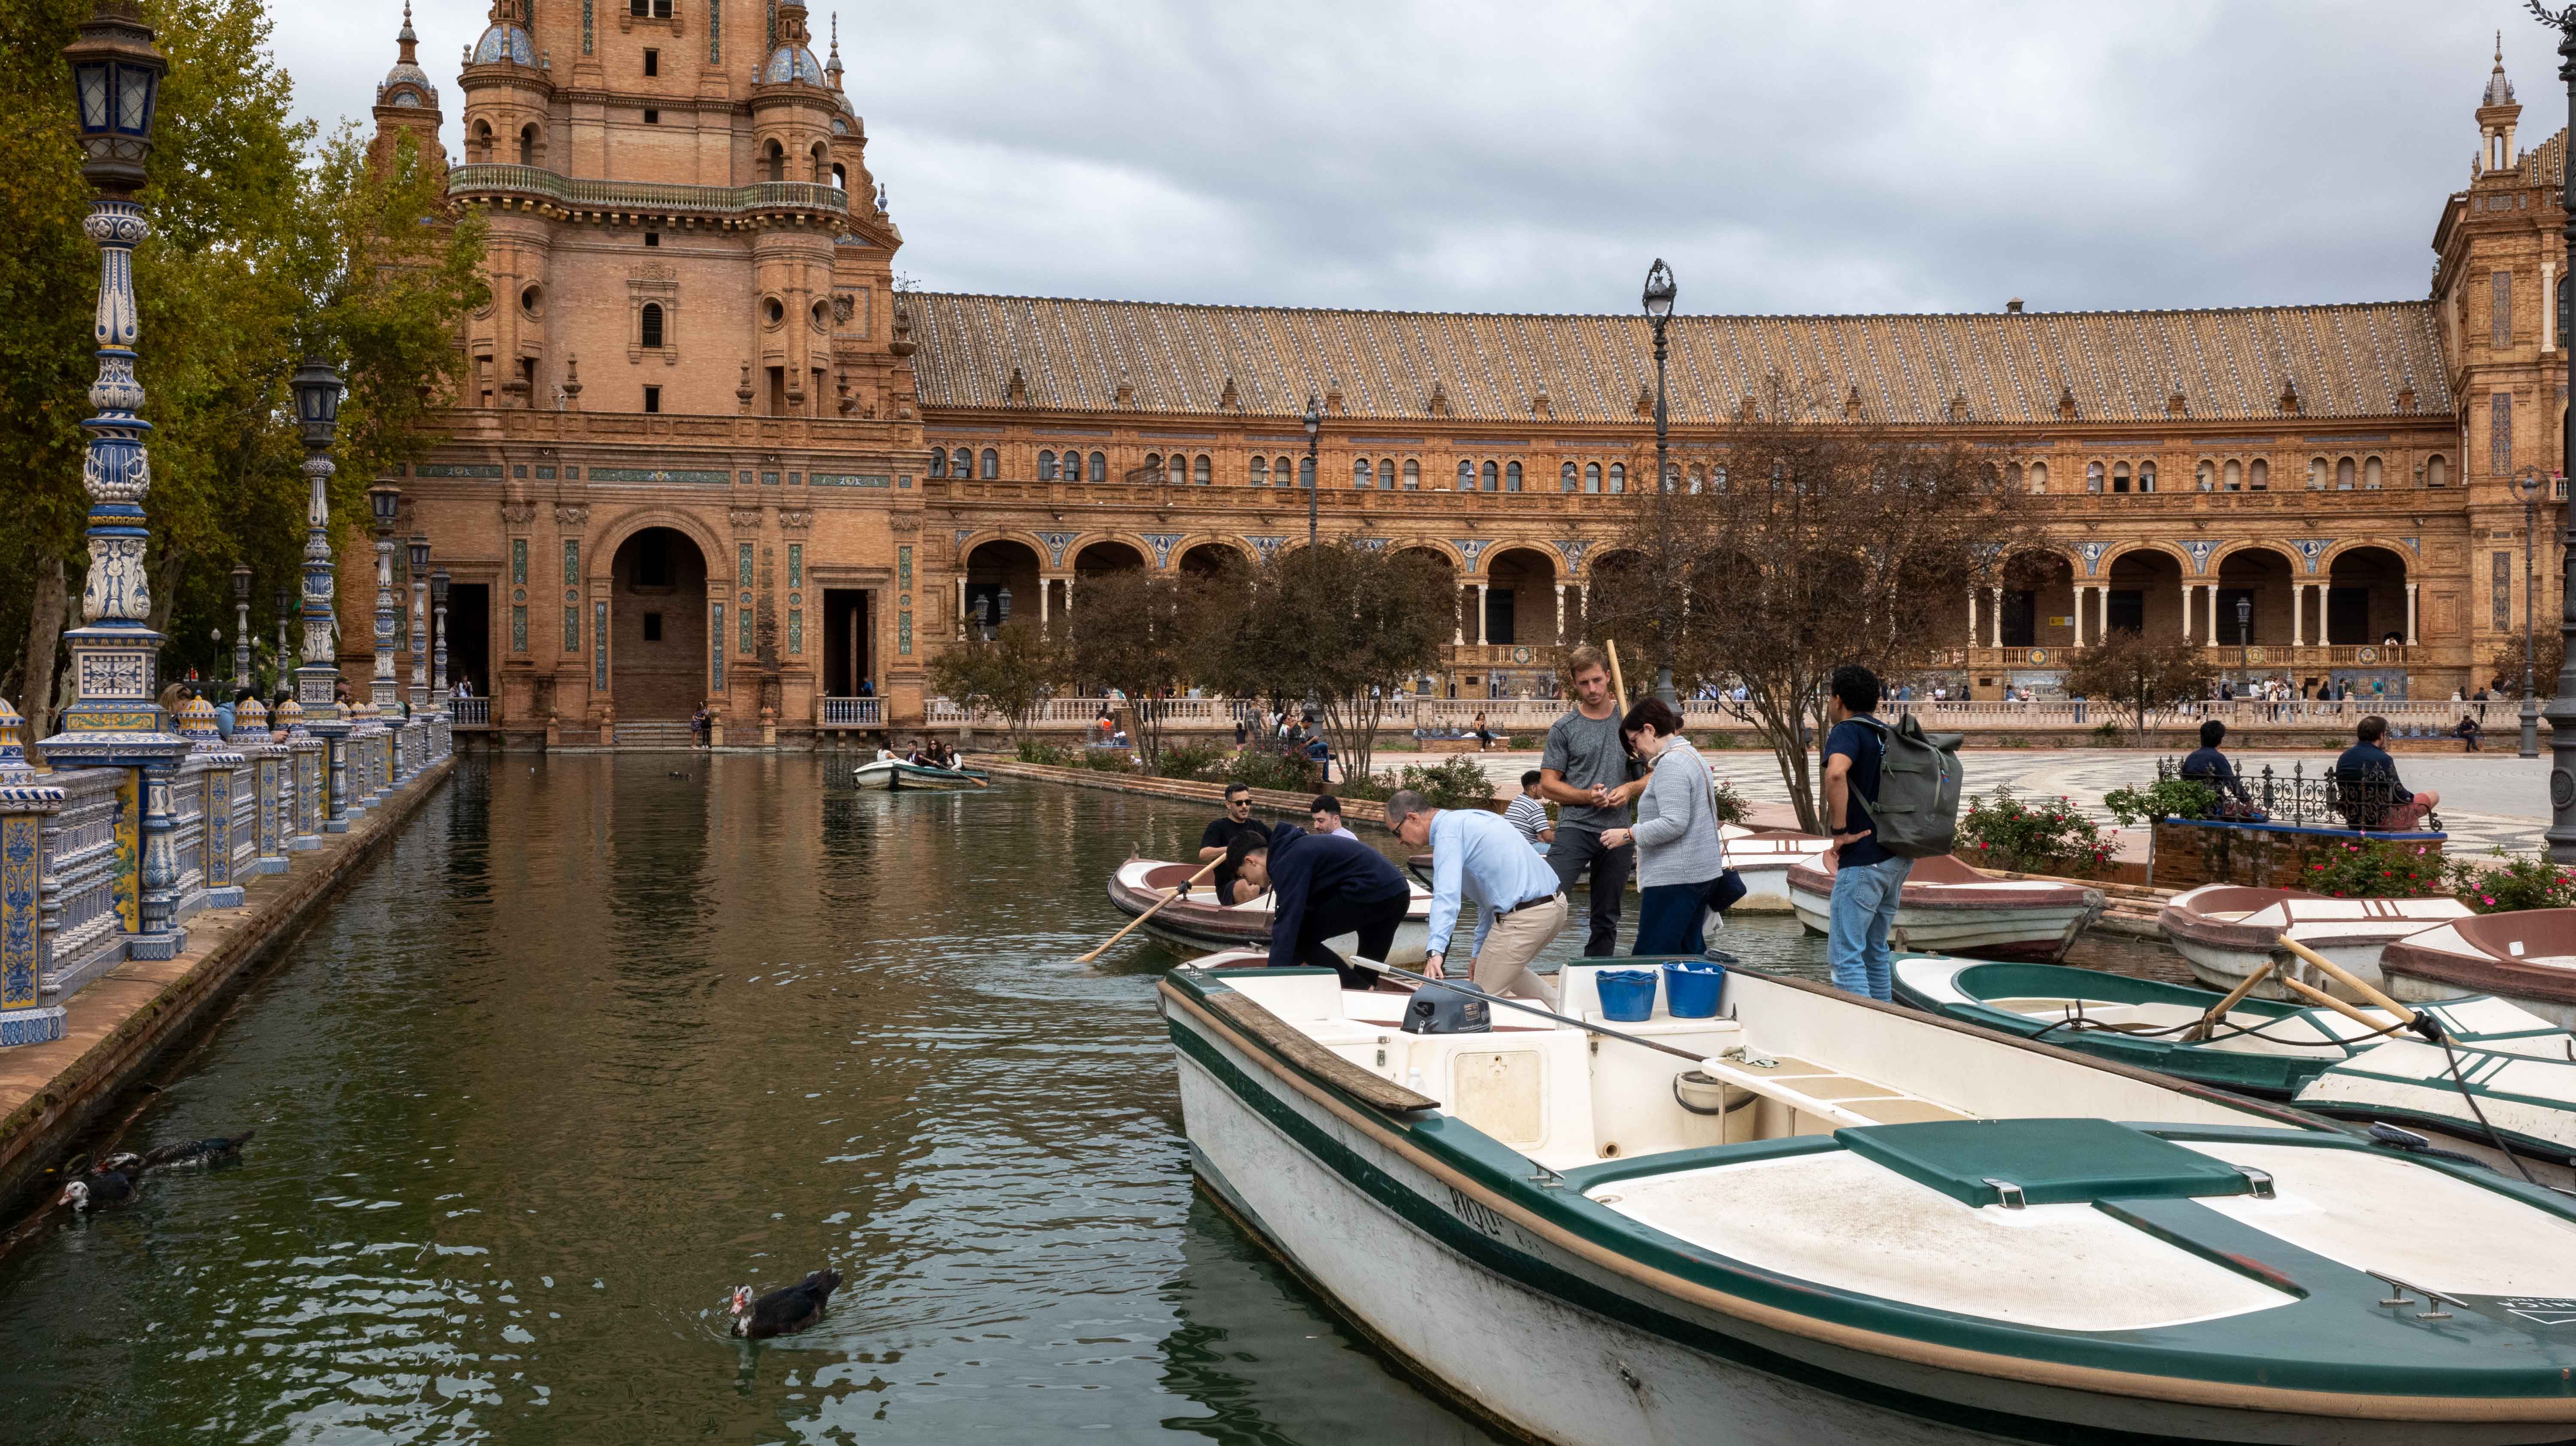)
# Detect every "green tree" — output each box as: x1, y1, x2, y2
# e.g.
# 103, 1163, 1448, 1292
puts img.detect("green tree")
1060, 568, 1203, 775
1192, 542, 1451, 784
2061, 629, 2216, 740
922, 619, 1061, 745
